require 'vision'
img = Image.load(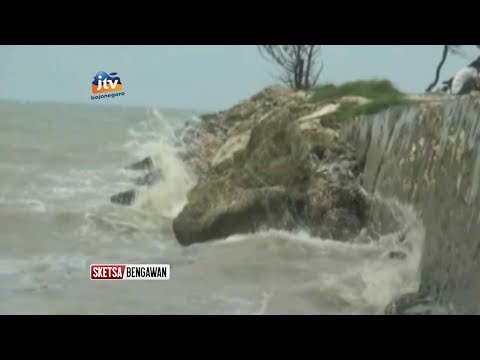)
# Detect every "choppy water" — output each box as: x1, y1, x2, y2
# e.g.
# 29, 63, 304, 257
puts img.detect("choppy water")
0, 100, 423, 314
